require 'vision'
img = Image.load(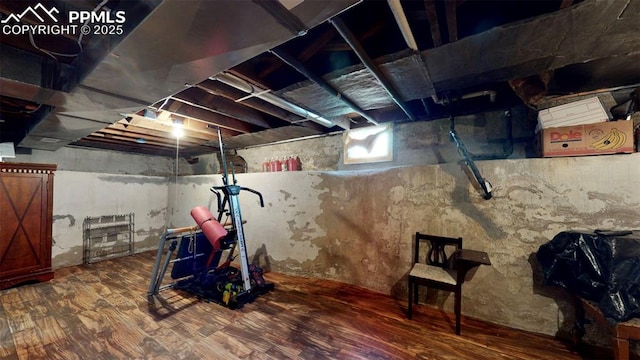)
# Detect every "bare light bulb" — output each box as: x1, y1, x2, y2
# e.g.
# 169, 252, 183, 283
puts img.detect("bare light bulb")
172, 123, 184, 138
